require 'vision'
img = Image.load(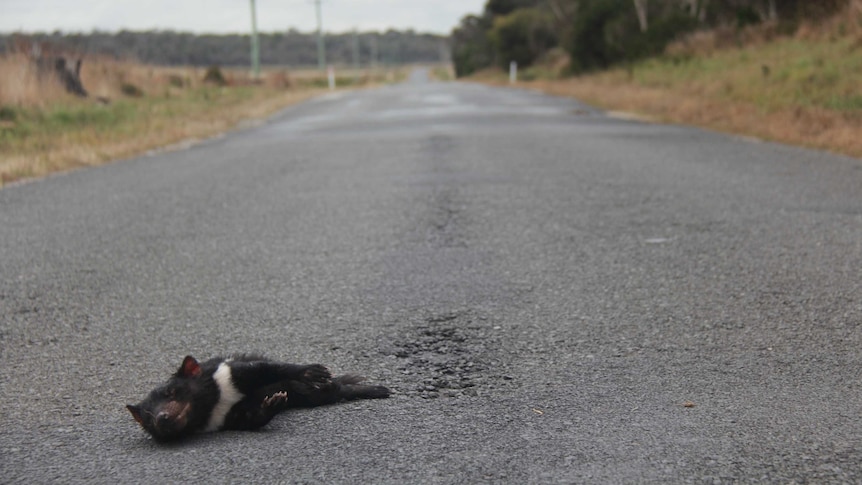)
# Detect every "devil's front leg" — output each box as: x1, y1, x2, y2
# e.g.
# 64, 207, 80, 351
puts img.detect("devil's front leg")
221, 392, 290, 431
